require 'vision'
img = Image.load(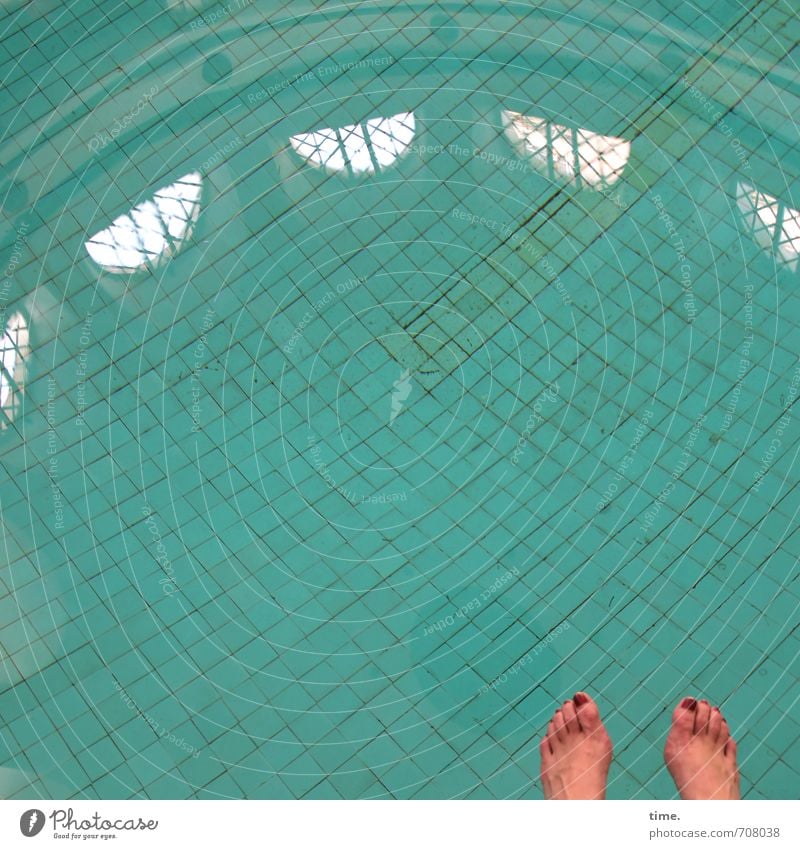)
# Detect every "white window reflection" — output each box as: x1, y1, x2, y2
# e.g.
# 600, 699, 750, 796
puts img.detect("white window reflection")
1, 311, 29, 428
289, 112, 416, 176
736, 180, 800, 272
501, 109, 631, 189
85, 172, 202, 274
